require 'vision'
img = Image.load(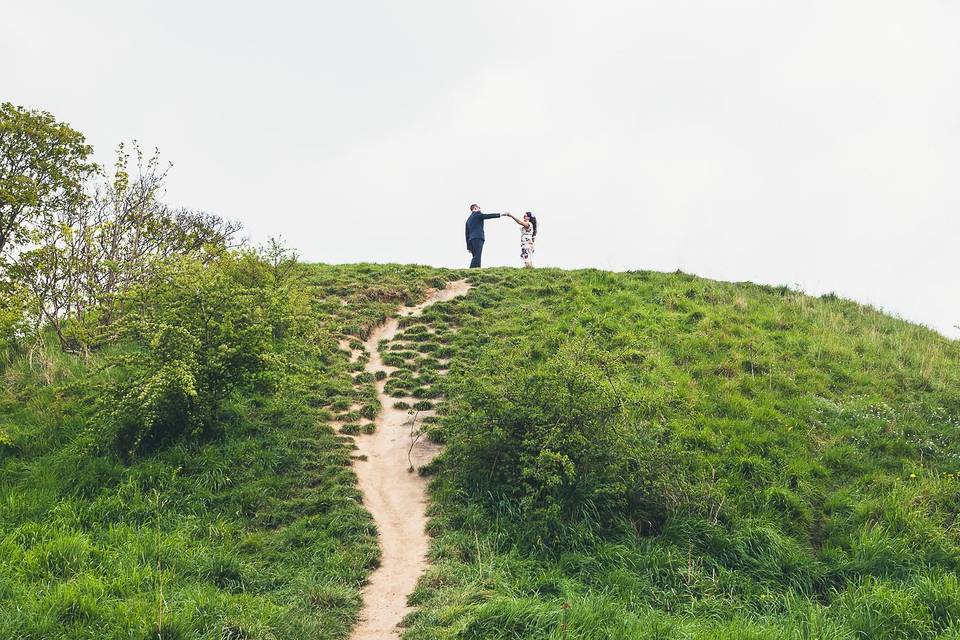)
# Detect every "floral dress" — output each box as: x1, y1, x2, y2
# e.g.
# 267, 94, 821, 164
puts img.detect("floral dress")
520, 223, 535, 264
